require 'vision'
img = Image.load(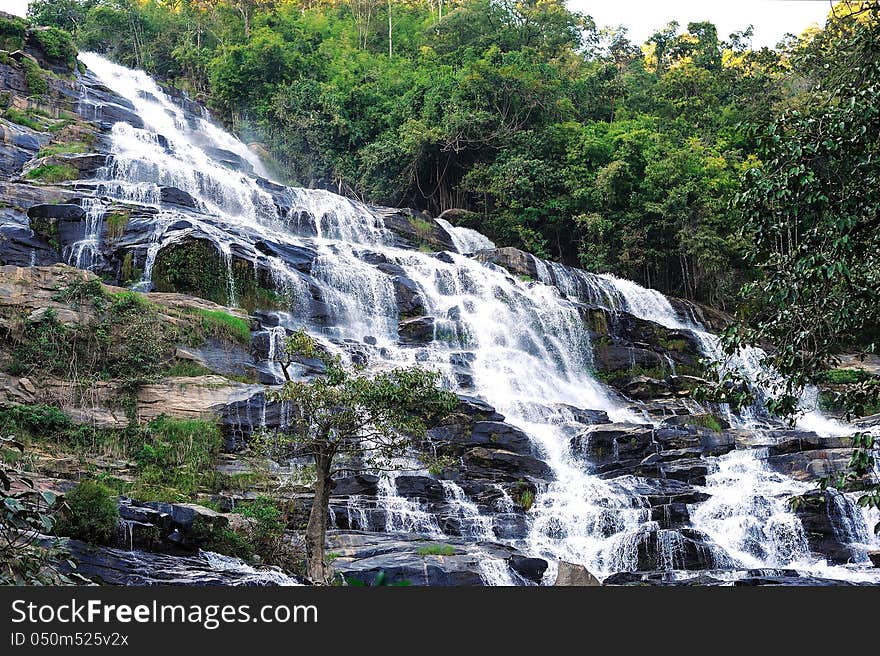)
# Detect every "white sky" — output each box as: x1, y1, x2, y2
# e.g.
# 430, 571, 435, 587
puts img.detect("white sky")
3, 0, 835, 49
2, 0, 29, 18
570, 0, 835, 48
